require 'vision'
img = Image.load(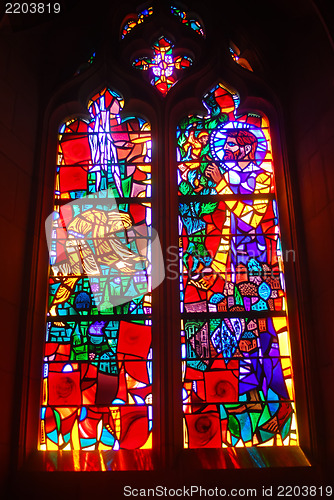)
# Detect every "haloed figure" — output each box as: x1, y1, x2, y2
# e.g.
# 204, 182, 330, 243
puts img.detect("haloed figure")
204, 128, 271, 280
205, 129, 258, 184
